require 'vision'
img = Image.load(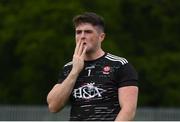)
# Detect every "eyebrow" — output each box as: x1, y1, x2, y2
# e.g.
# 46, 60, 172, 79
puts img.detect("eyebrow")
76, 29, 93, 33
